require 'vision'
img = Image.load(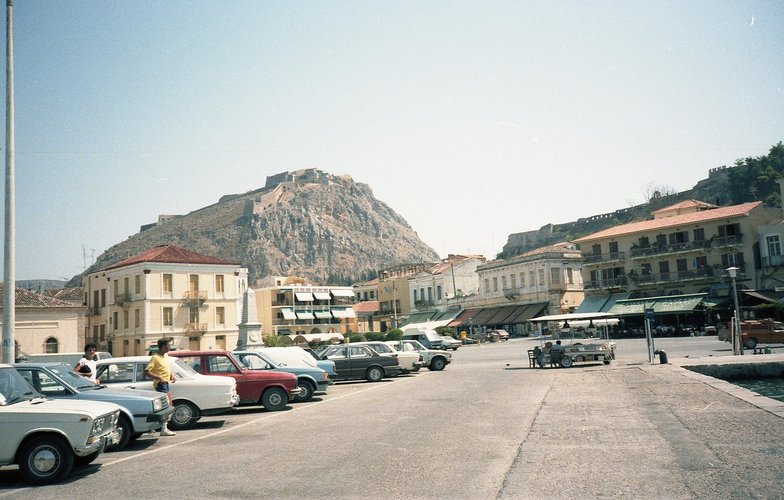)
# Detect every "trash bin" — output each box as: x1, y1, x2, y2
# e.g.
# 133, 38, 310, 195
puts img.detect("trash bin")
654, 349, 668, 364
